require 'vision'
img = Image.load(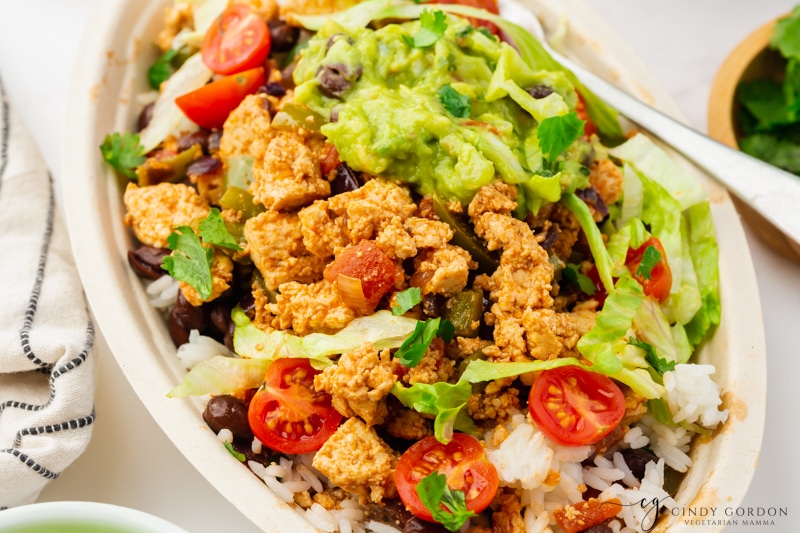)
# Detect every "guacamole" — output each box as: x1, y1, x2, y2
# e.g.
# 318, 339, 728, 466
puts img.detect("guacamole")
292, 12, 585, 206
